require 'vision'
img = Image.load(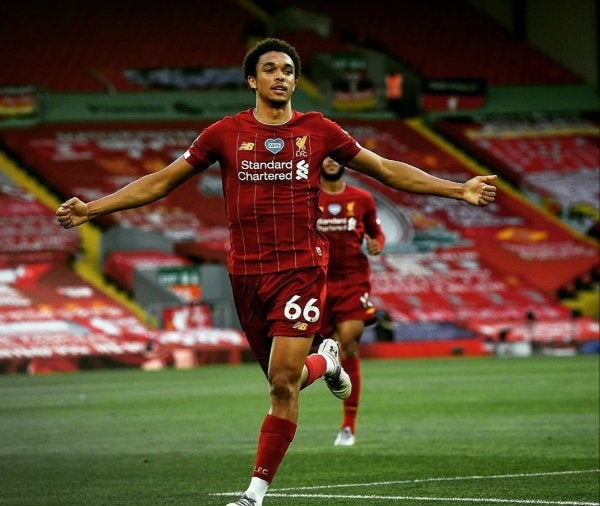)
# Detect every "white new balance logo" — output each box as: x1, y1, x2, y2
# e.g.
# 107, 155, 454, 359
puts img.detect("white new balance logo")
295, 160, 309, 180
